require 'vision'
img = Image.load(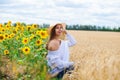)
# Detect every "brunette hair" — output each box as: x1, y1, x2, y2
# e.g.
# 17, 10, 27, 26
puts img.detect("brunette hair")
46, 23, 62, 50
